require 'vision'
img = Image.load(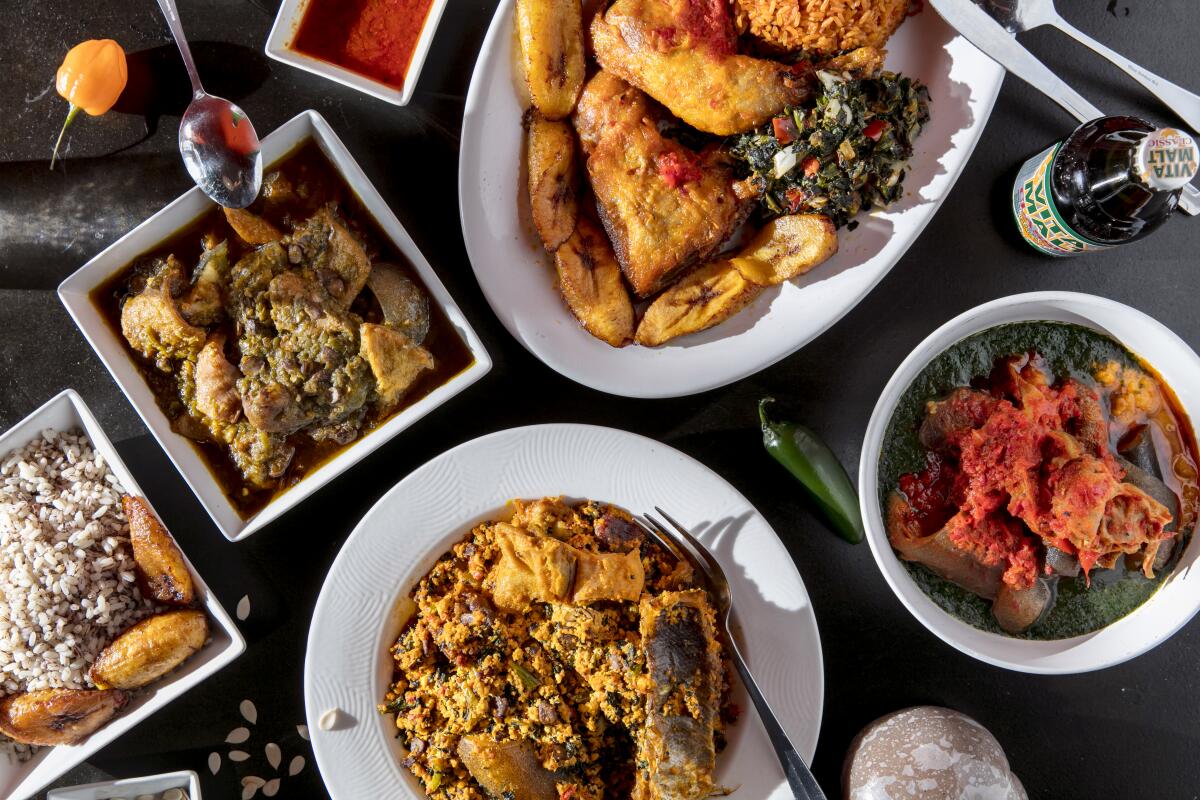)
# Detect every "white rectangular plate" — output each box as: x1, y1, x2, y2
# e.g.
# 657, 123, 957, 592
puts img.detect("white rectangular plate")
60, 110, 492, 541
0, 392, 243, 800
